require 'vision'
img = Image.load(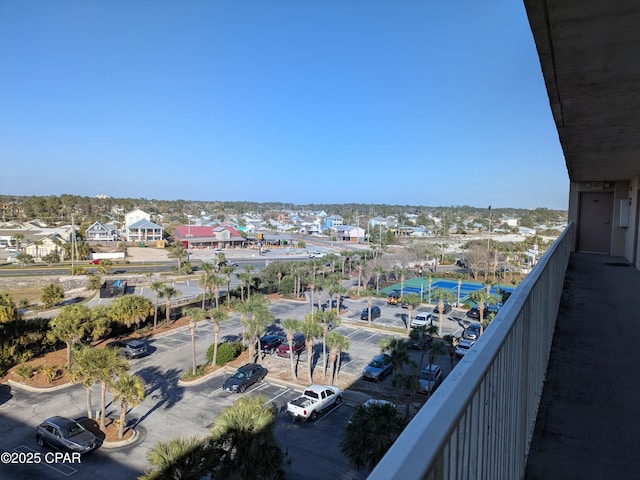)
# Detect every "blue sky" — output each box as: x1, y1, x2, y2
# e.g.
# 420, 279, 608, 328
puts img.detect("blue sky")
0, 1, 568, 210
